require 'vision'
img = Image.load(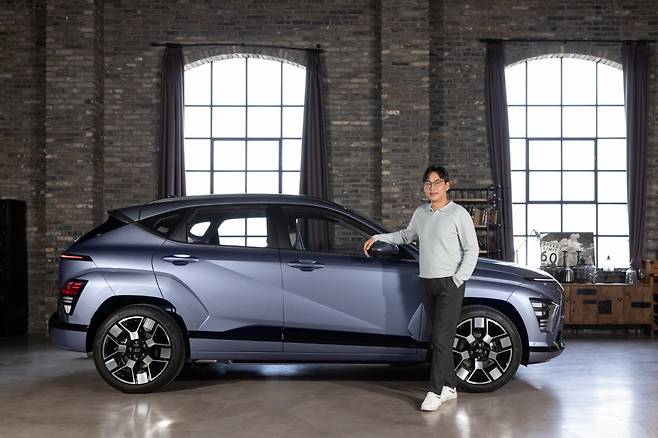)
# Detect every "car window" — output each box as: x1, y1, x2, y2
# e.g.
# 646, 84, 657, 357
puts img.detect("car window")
282, 207, 371, 256
180, 206, 273, 248
139, 210, 187, 237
